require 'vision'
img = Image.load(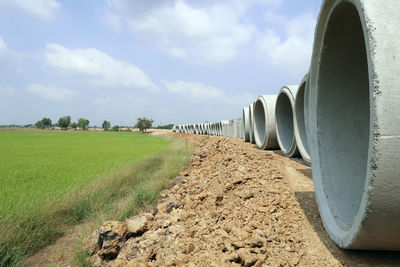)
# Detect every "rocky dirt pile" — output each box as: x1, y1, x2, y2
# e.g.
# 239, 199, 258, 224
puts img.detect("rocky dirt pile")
83, 134, 400, 267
